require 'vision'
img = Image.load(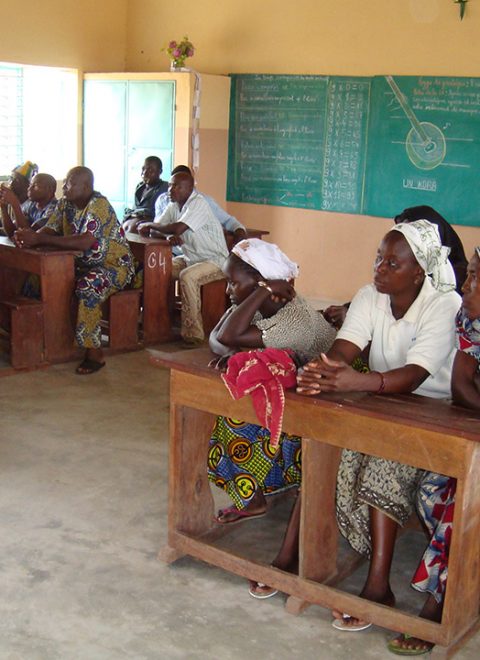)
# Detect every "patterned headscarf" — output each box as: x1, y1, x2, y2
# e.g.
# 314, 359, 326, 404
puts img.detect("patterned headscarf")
12, 160, 38, 182
392, 219, 456, 292
232, 238, 299, 280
